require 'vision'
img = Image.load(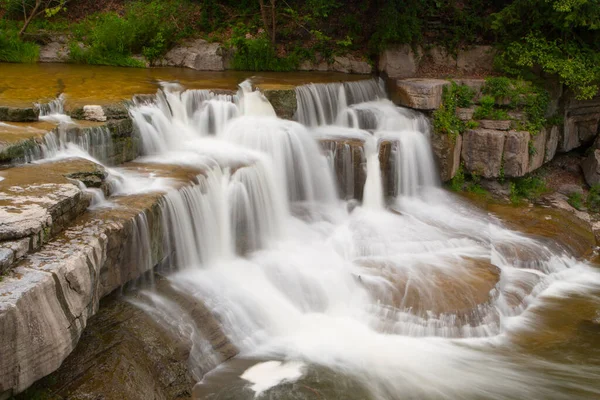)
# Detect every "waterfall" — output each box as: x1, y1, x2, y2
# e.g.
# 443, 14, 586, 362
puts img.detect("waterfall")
298, 79, 437, 199
54, 77, 599, 399
37, 94, 73, 124
25, 124, 114, 165
295, 79, 386, 126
